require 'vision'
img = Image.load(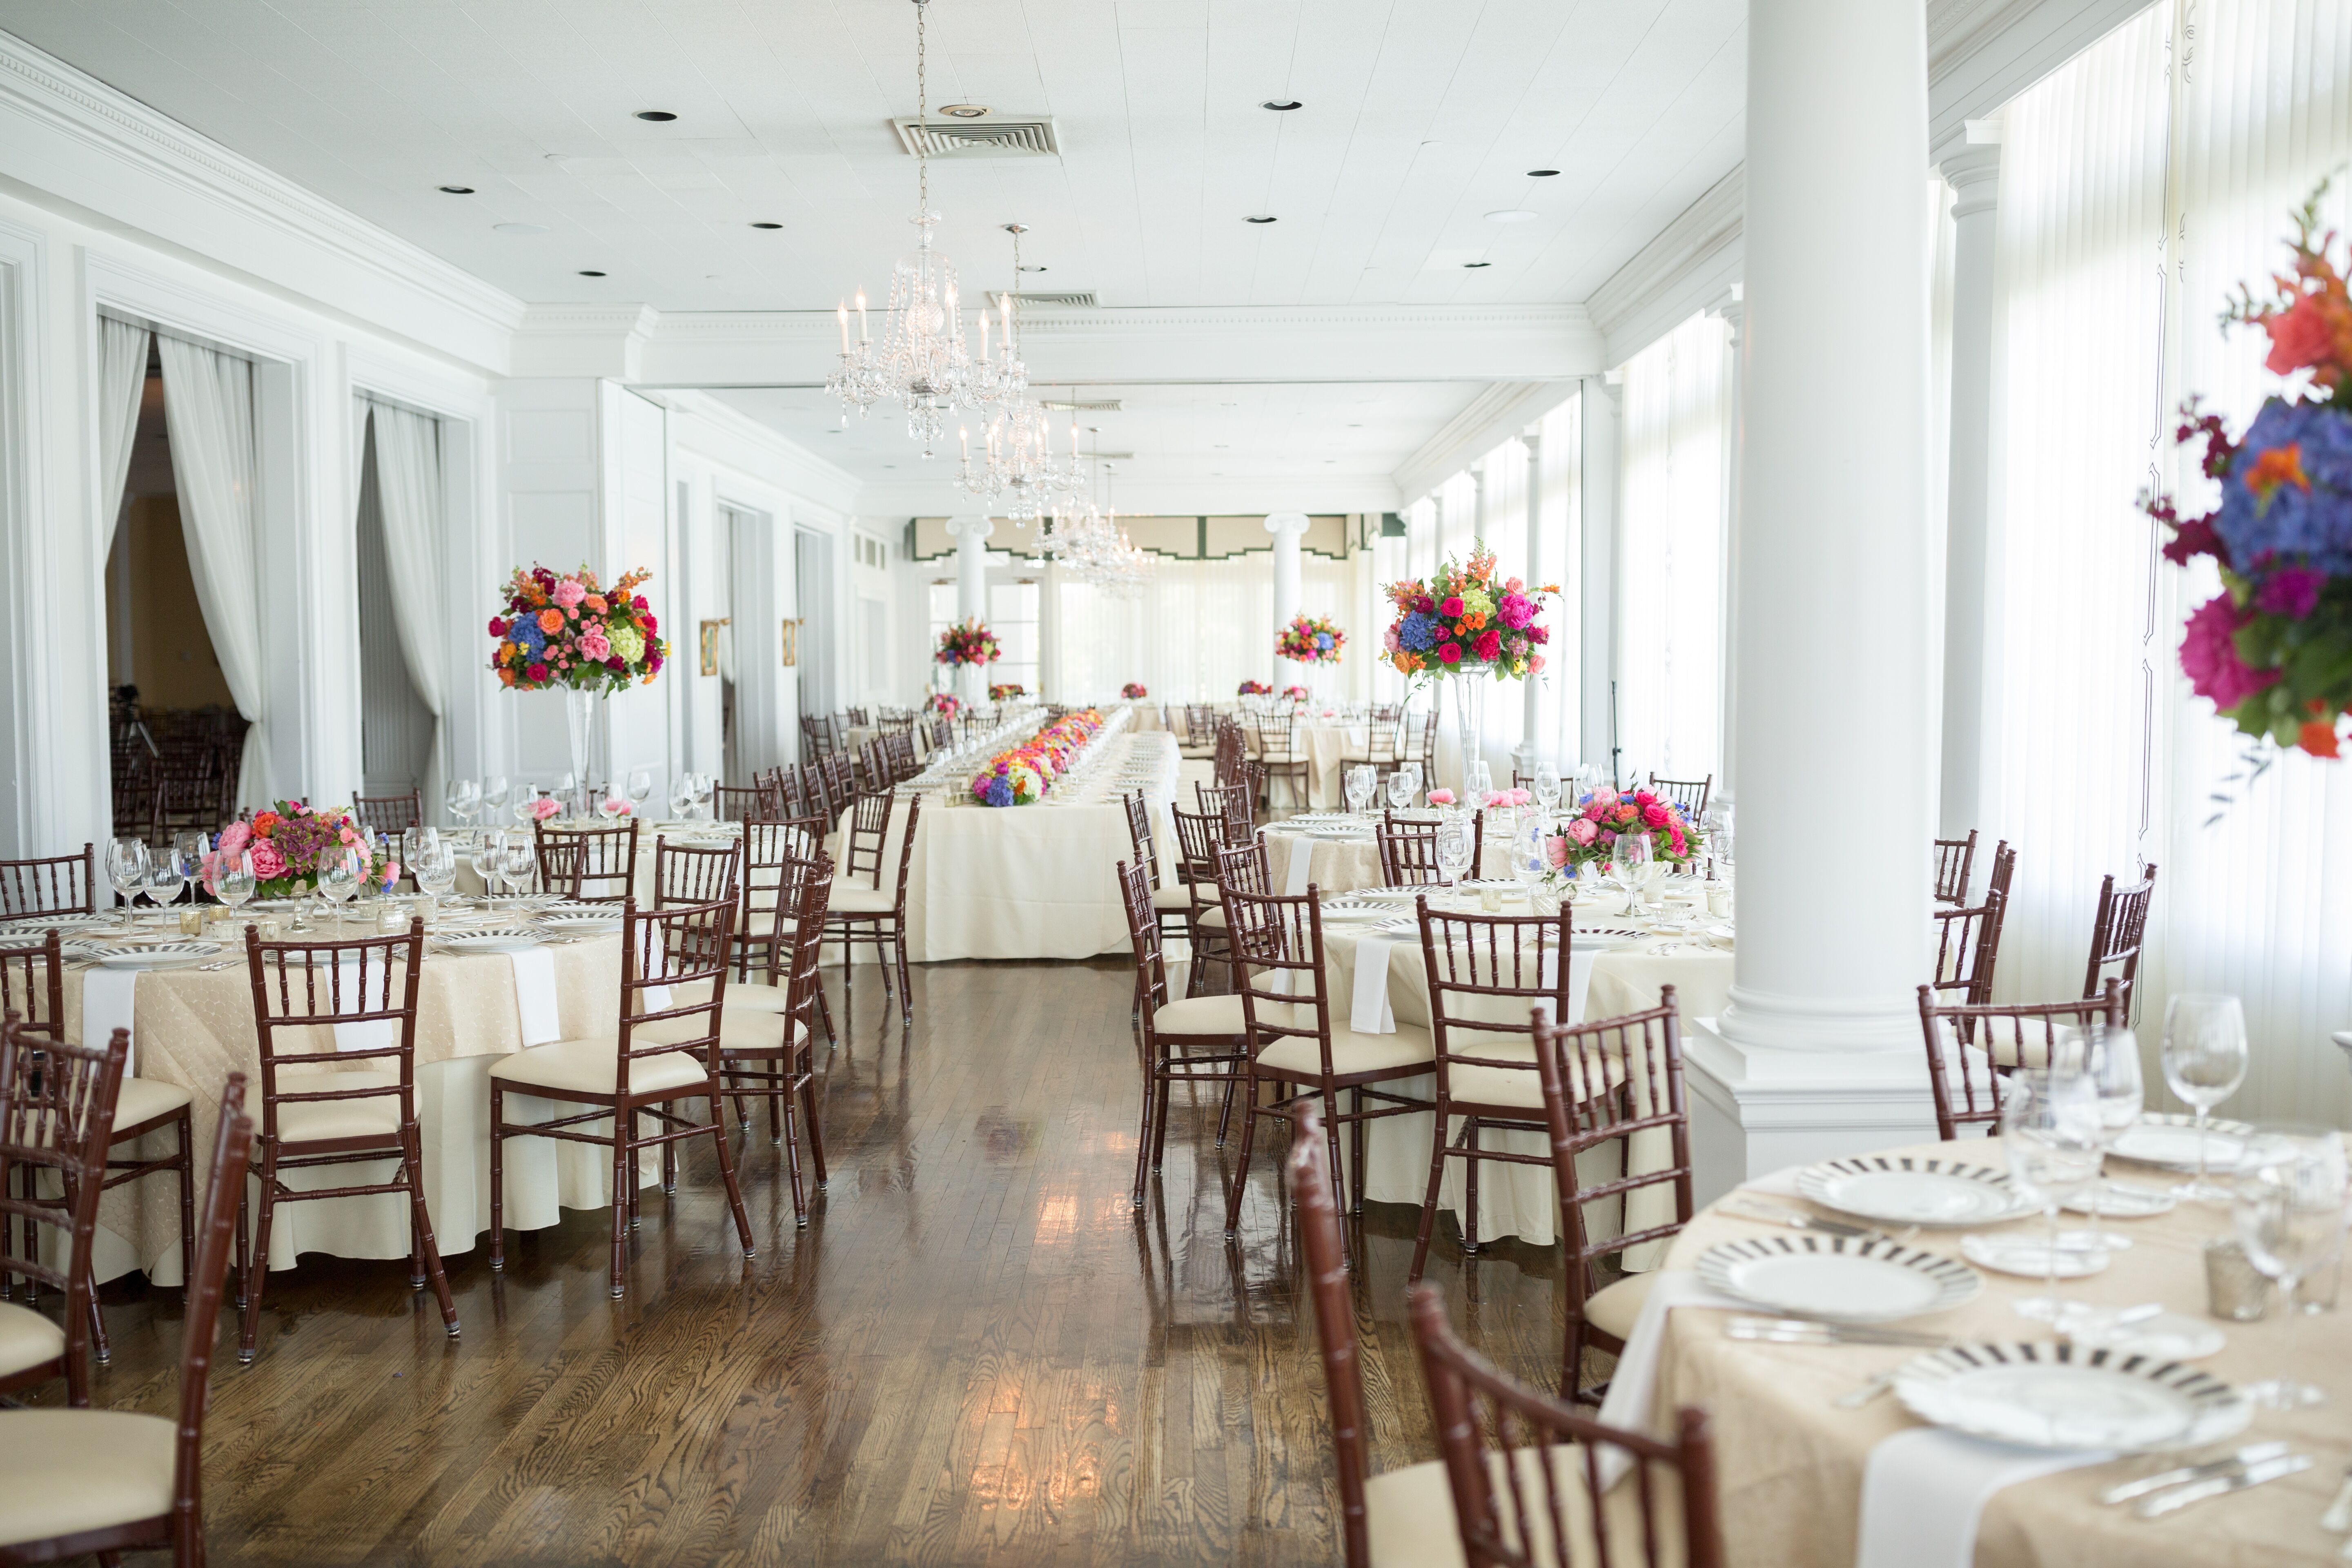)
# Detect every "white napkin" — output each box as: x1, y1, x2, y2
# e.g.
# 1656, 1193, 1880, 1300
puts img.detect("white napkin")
507, 947, 562, 1045
1854, 1429, 2111, 1568
81, 967, 139, 1076
1283, 838, 1316, 896
1595, 1270, 1743, 1484
1350, 935, 1398, 1033
328, 957, 399, 1054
